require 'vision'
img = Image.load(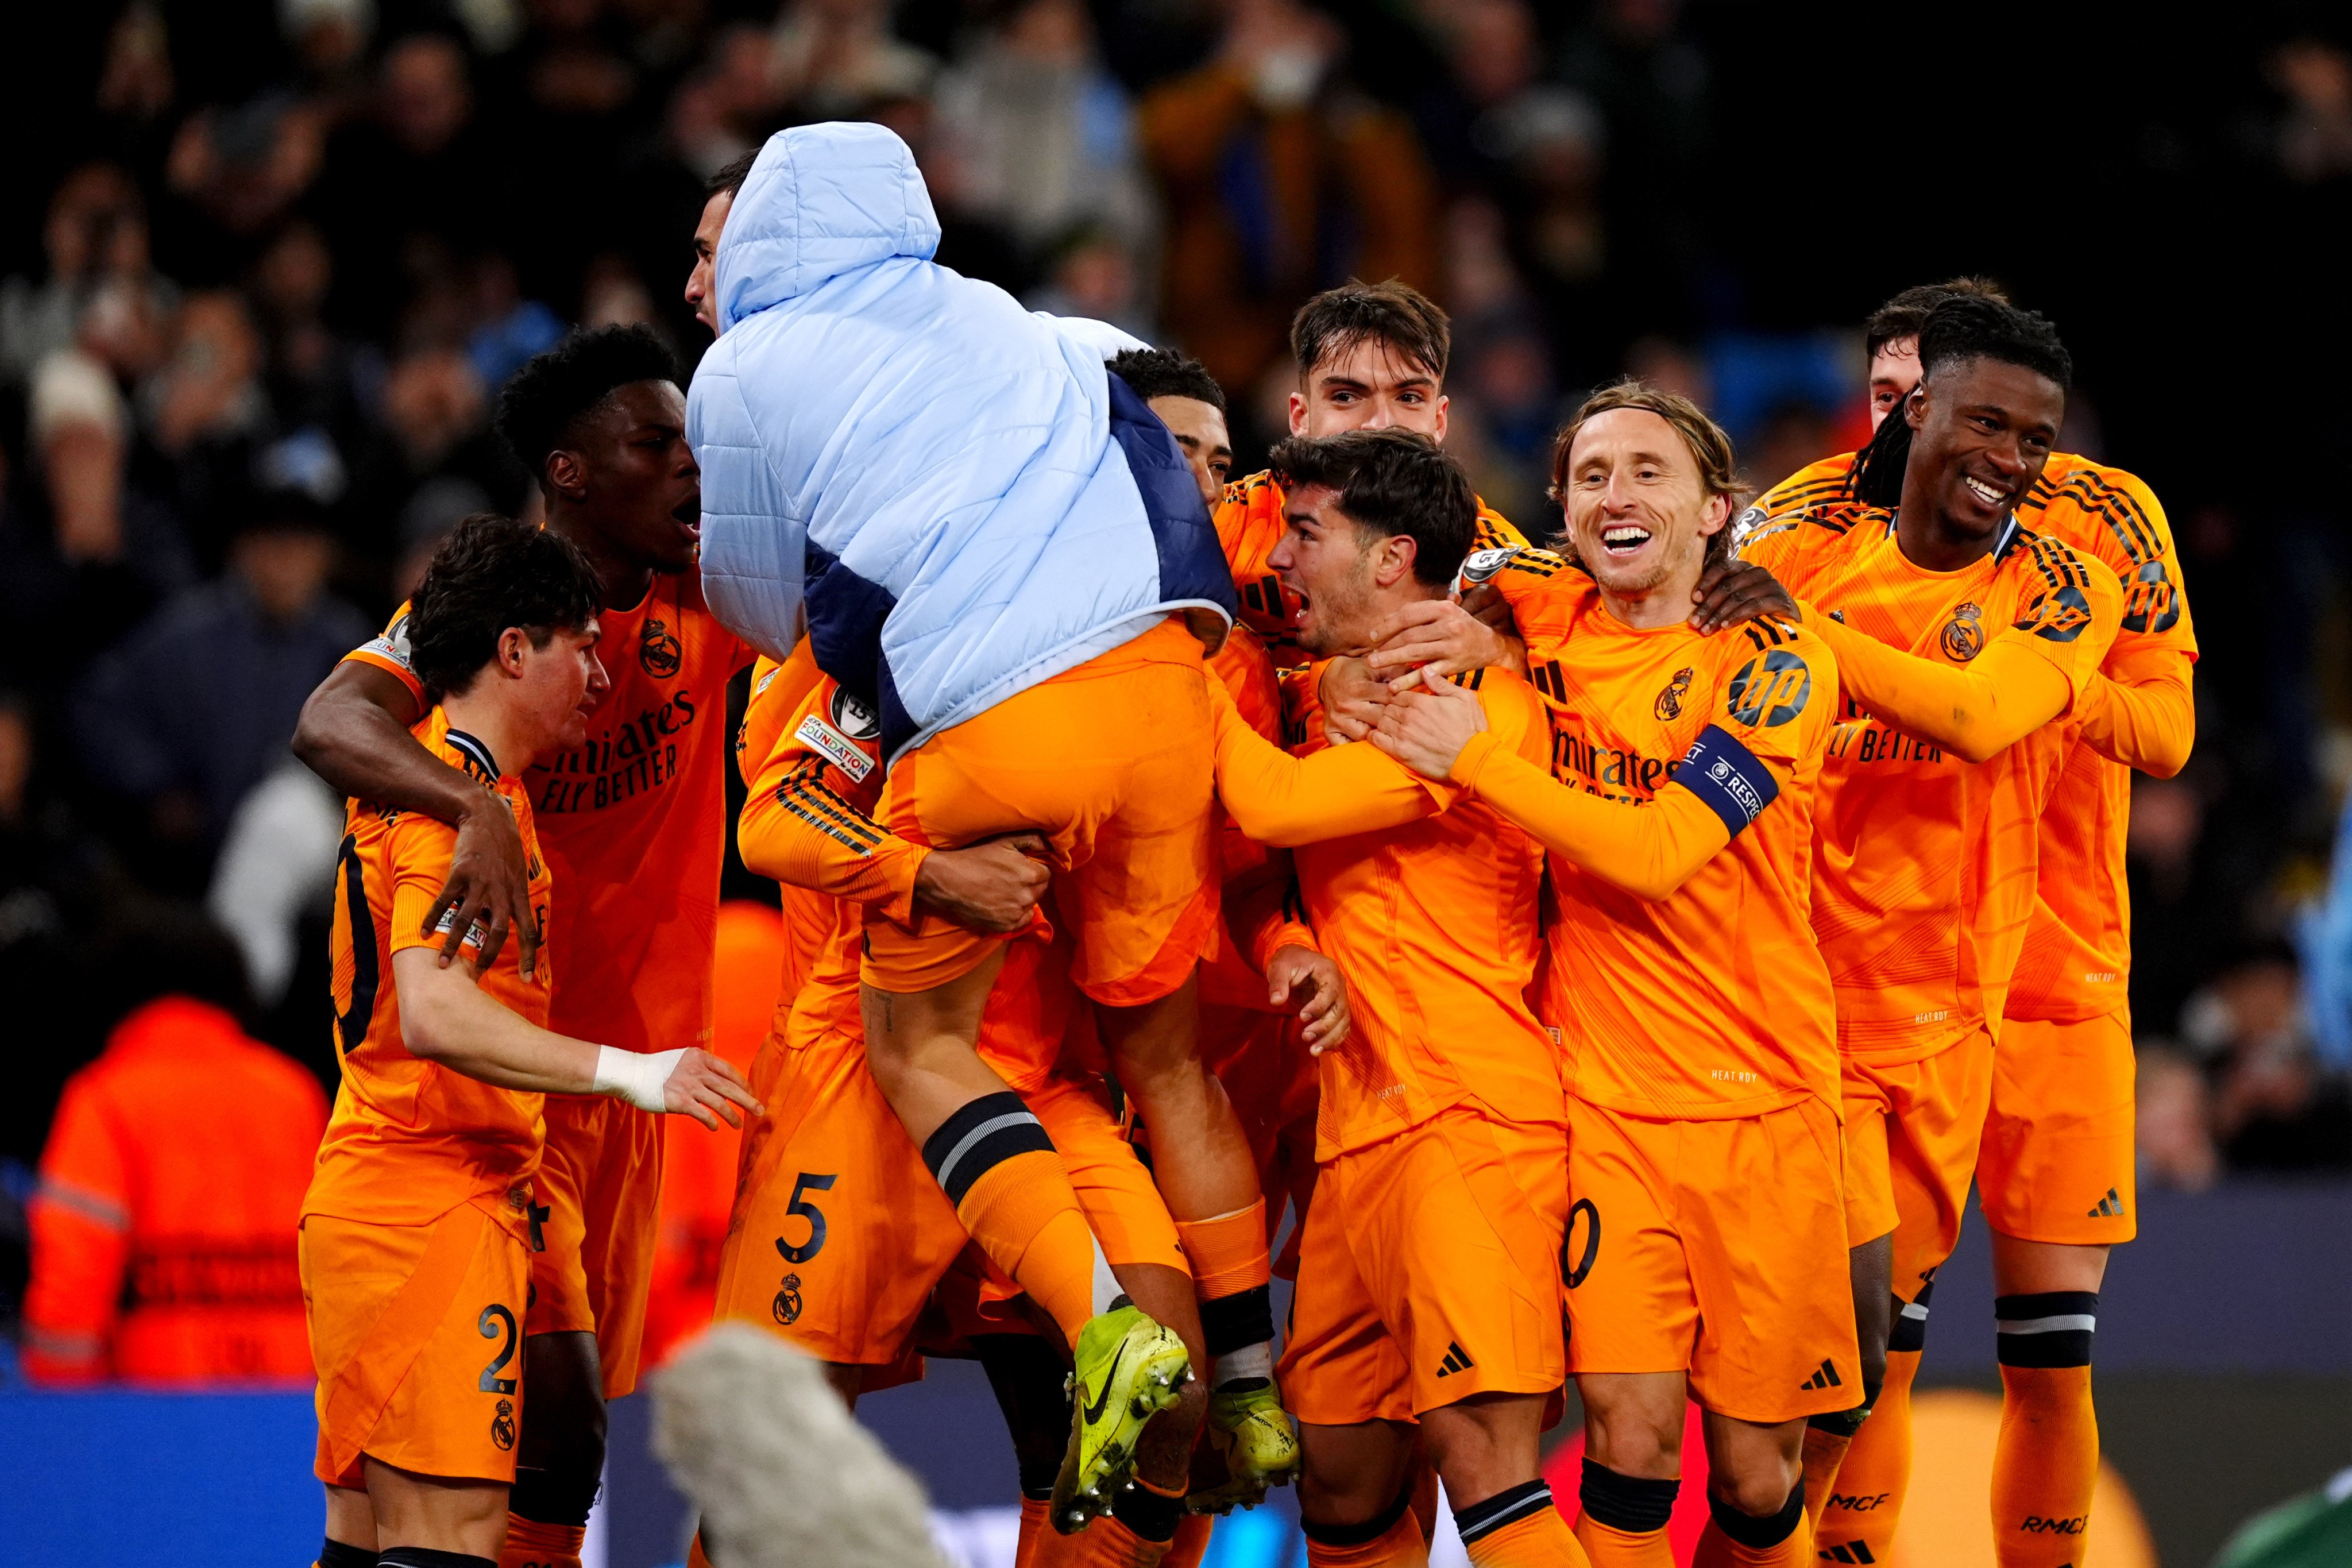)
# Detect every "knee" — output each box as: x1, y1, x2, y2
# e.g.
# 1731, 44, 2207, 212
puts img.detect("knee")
1707, 1457, 1801, 1520
1299, 1447, 1402, 1528
1584, 1408, 1681, 1480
